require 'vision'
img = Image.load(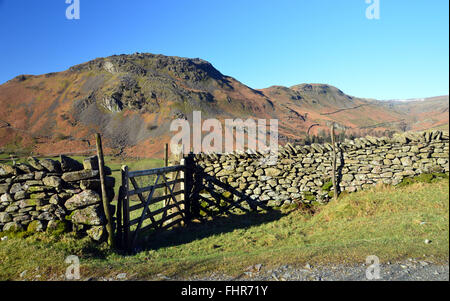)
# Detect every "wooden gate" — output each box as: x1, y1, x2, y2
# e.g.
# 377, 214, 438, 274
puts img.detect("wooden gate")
116, 154, 268, 251
117, 160, 189, 251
